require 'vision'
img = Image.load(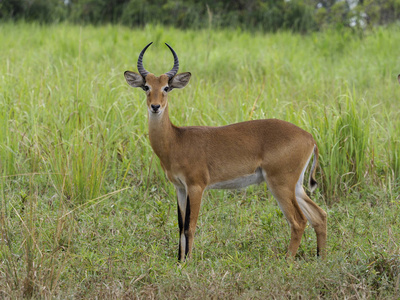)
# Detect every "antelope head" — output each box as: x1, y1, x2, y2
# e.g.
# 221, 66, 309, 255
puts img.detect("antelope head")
124, 42, 191, 116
